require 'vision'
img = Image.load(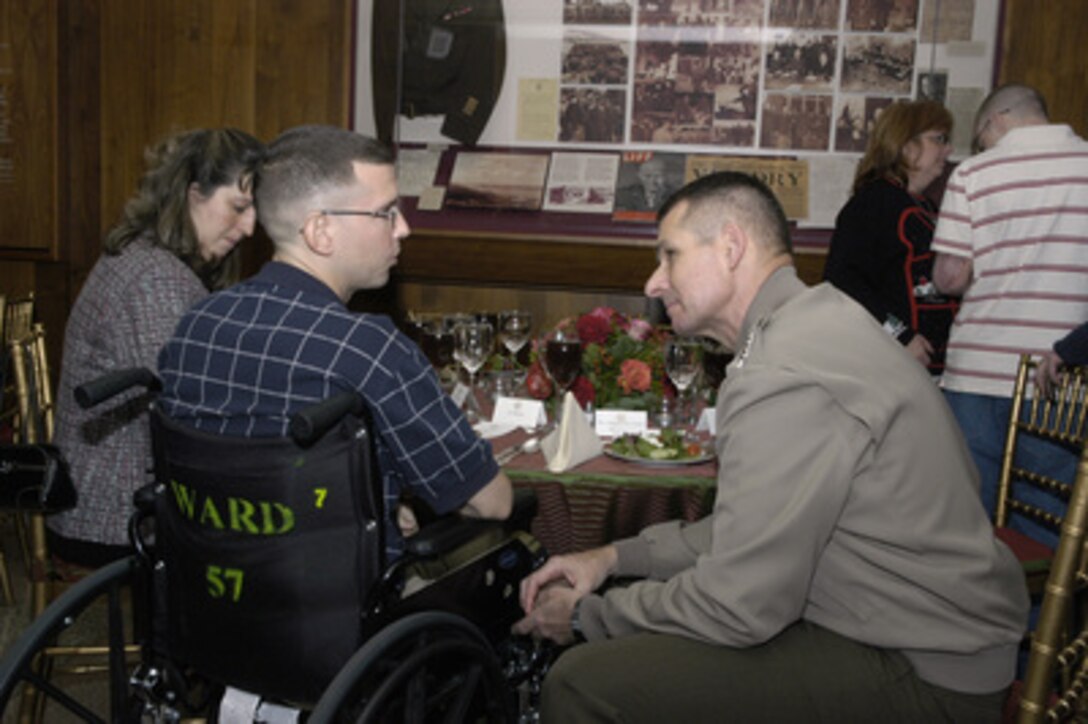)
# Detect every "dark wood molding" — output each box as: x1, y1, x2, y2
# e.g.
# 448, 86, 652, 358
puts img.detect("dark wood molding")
395, 230, 658, 292
395, 229, 827, 293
